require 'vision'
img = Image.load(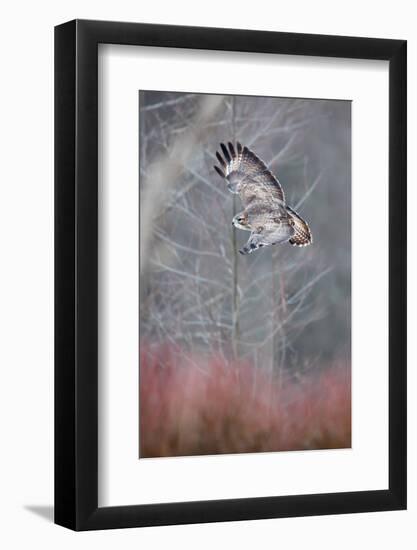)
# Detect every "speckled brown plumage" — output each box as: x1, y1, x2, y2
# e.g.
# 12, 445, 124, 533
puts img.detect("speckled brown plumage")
214, 142, 312, 254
